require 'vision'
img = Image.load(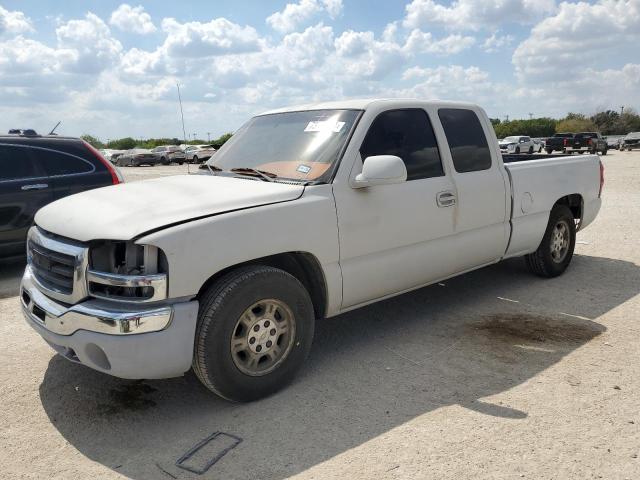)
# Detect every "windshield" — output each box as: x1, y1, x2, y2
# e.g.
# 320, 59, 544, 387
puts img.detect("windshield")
625, 132, 640, 139
503, 136, 519, 143
209, 109, 361, 183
